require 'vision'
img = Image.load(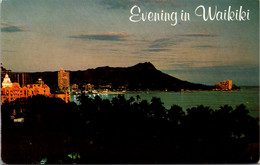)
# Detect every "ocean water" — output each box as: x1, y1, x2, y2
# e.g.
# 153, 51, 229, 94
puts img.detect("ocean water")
71, 87, 259, 118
